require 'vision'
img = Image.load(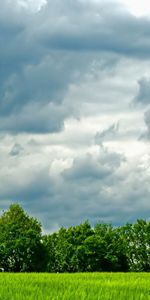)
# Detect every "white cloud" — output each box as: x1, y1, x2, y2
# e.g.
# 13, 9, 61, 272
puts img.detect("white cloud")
119, 0, 150, 17
17, 0, 47, 11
